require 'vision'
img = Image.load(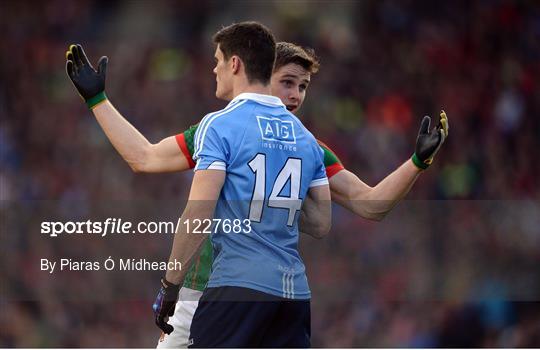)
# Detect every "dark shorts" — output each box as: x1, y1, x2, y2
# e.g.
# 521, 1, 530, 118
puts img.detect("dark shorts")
188, 286, 311, 348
